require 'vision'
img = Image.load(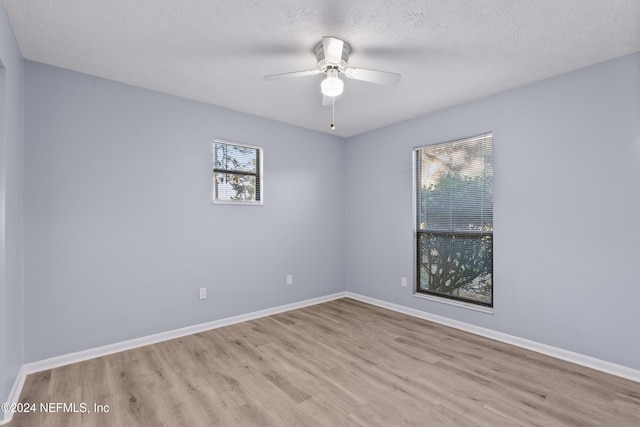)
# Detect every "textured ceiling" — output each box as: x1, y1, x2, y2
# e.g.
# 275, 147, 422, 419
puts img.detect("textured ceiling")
4, 0, 640, 137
